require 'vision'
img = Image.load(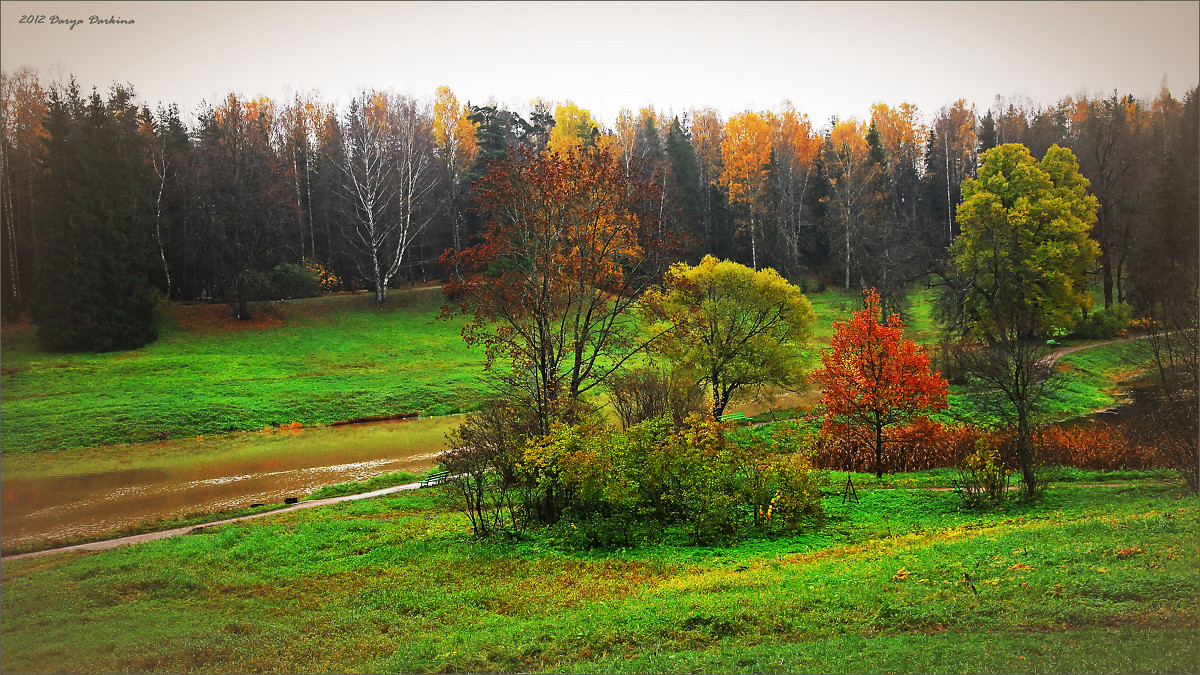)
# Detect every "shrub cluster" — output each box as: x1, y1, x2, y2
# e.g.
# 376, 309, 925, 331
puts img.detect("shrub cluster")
1037, 421, 1165, 470
812, 418, 963, 473
1070, 302, 1132, 339
605, 366, 707, 429
258, 263, 324, 300
442, 404, 826, 547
